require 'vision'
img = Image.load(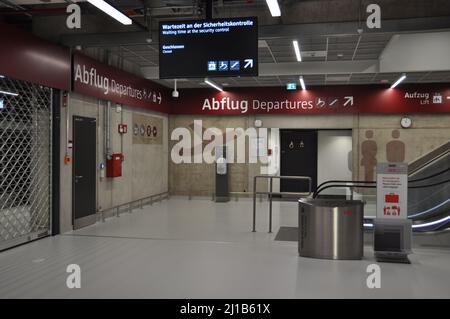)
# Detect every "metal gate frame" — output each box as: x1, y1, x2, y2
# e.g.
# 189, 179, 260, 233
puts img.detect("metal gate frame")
0, 76, 53, 251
